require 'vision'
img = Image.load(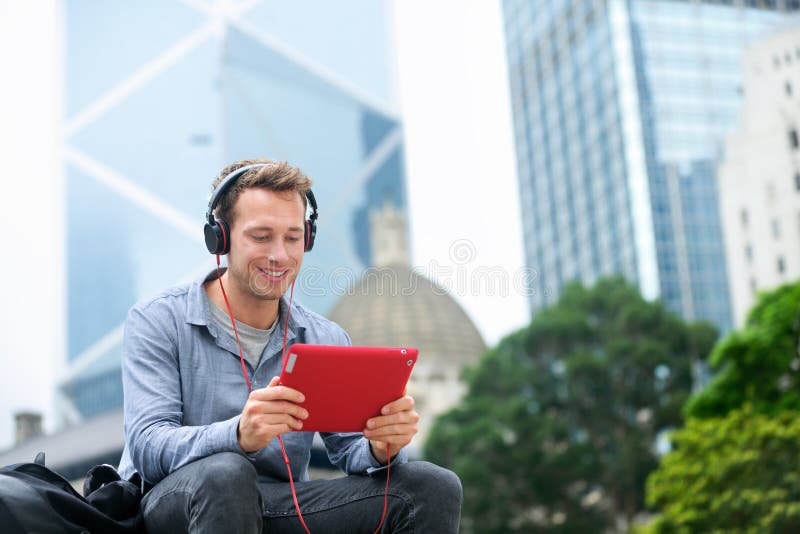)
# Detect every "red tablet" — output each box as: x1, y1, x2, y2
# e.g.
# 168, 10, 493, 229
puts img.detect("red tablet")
278, 344, 418, 432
